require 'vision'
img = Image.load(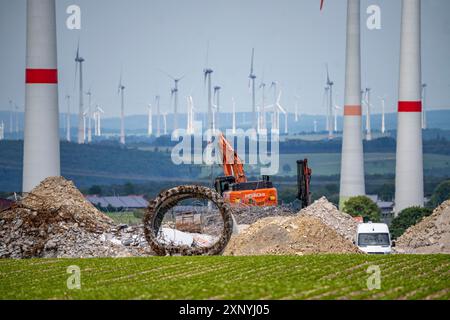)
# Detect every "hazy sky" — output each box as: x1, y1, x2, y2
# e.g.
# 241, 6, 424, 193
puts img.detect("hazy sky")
1, 0, 449, 117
